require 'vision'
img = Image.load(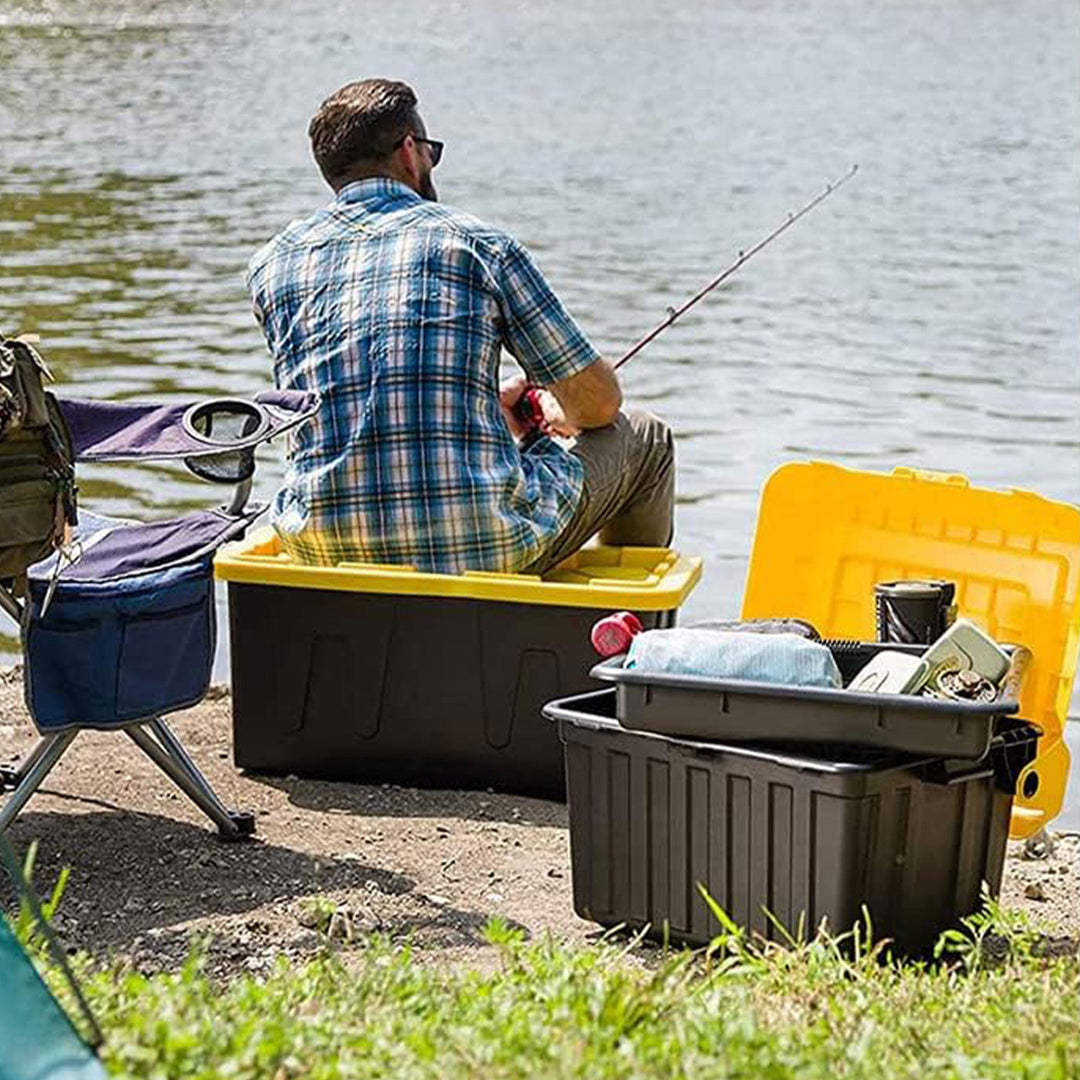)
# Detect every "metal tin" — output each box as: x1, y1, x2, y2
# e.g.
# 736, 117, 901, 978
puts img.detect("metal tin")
874, 580, 957, 644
